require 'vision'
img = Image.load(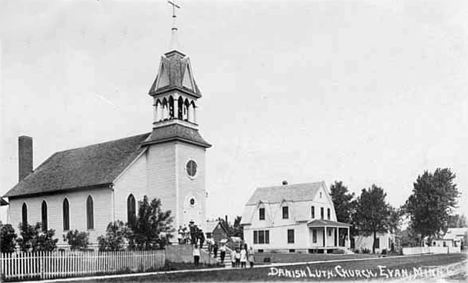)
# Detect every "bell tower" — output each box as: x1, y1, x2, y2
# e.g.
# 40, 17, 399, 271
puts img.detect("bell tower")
142, 0, 211, 234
